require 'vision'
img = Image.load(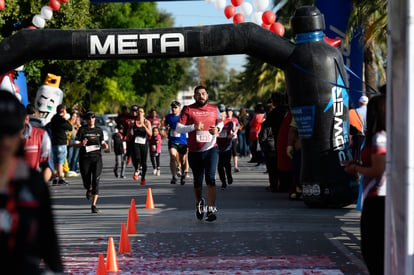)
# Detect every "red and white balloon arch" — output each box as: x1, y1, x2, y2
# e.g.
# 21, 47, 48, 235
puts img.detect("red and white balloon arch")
0, 0, 68, 29
208, 0, 286, 36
